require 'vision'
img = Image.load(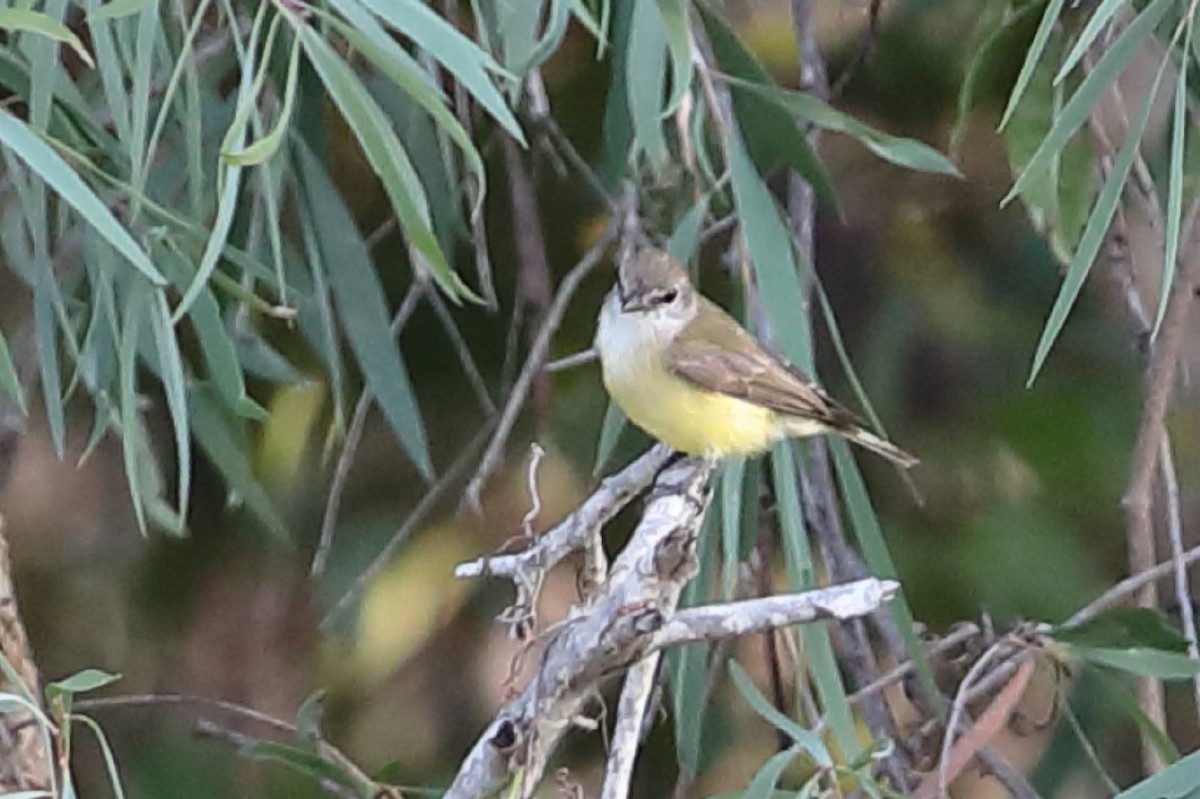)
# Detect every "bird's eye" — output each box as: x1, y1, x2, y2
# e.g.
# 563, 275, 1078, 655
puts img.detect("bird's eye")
659, 288, 679, 304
